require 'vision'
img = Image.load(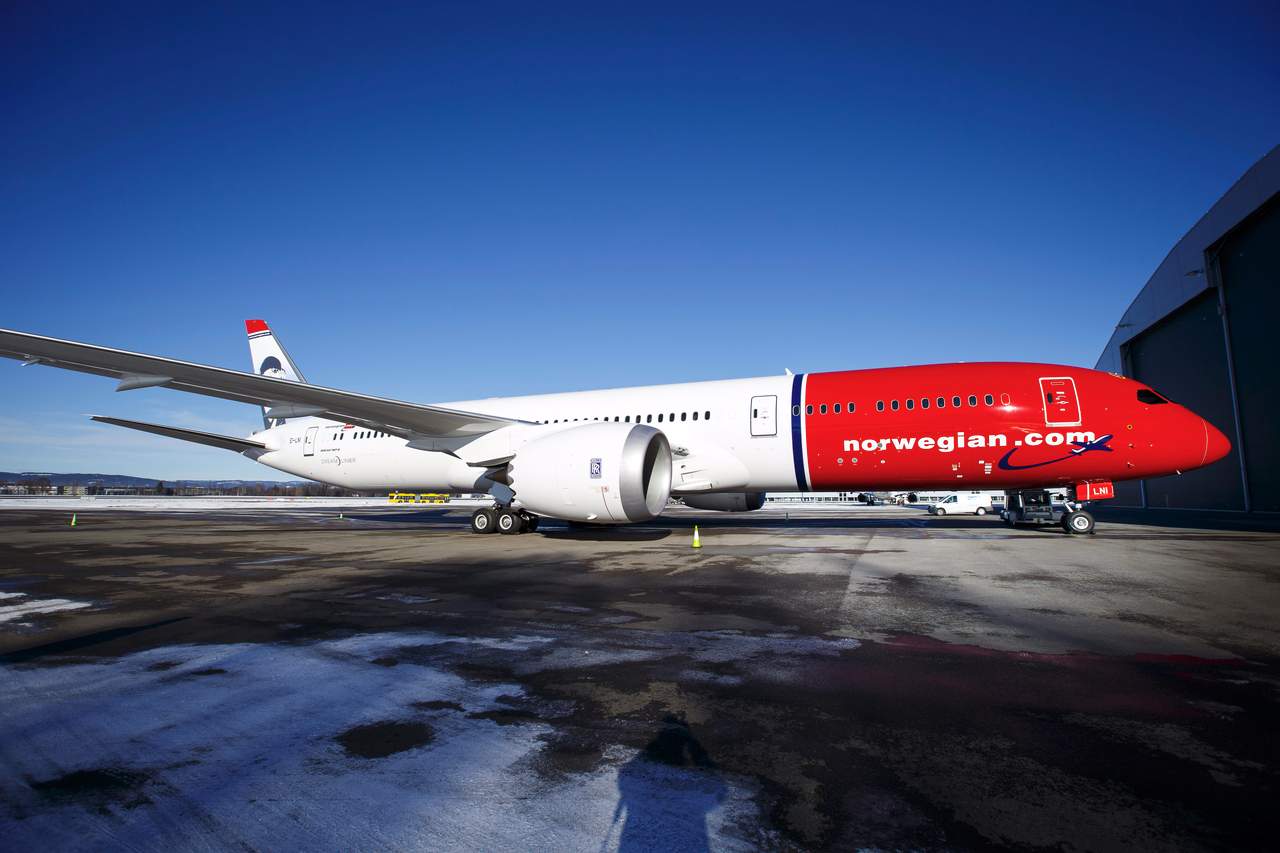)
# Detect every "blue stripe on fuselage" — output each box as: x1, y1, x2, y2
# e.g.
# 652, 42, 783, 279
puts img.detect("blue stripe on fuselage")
790, 374, 808, 490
